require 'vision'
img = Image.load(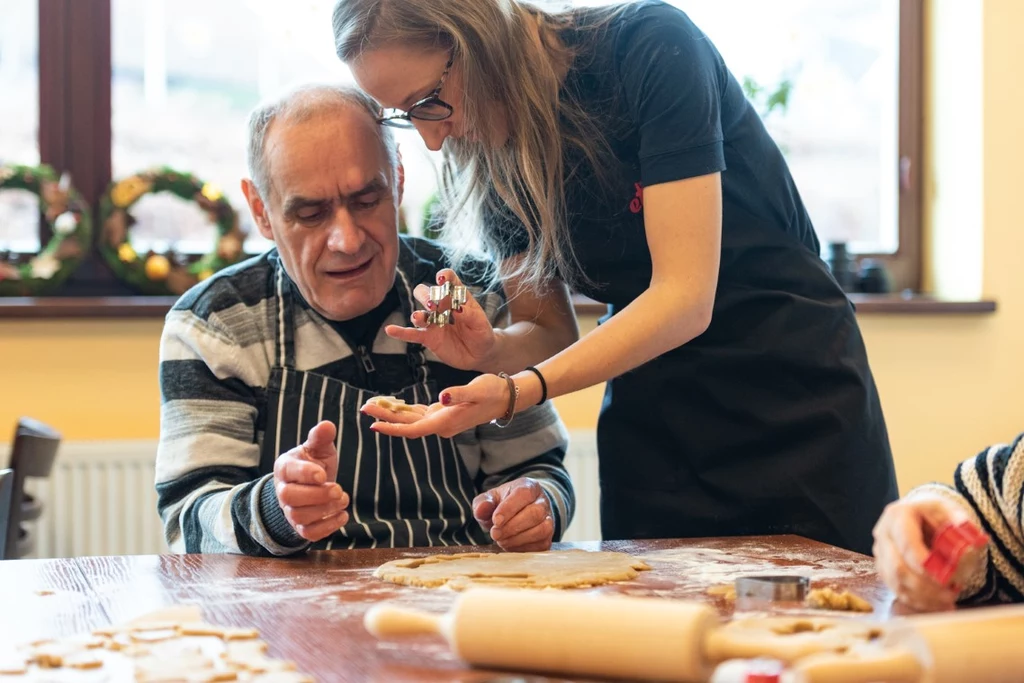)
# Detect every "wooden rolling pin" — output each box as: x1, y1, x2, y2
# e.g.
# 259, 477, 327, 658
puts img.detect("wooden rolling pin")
853, 603, 1024, 683
365, 588, 1024, 683
786, 604, 1024, 683
366, 587, 720, 682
